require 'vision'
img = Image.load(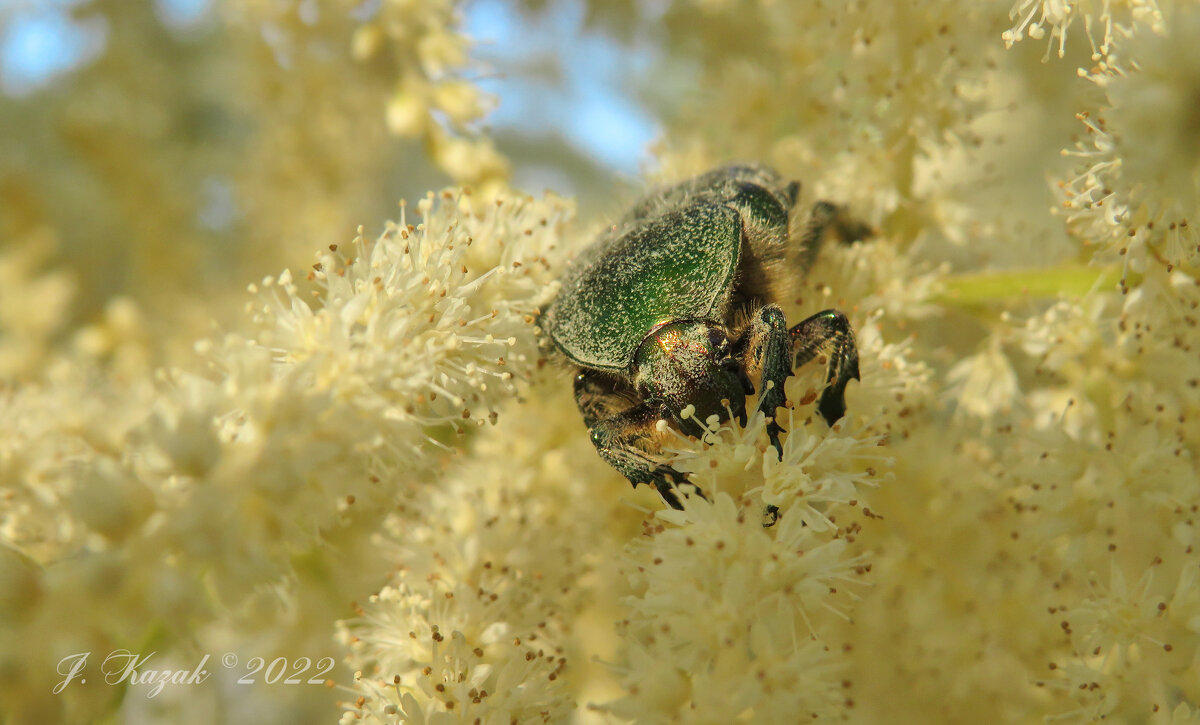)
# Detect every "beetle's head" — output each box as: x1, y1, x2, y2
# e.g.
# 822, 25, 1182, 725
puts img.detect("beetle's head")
633, 320, 754, 438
